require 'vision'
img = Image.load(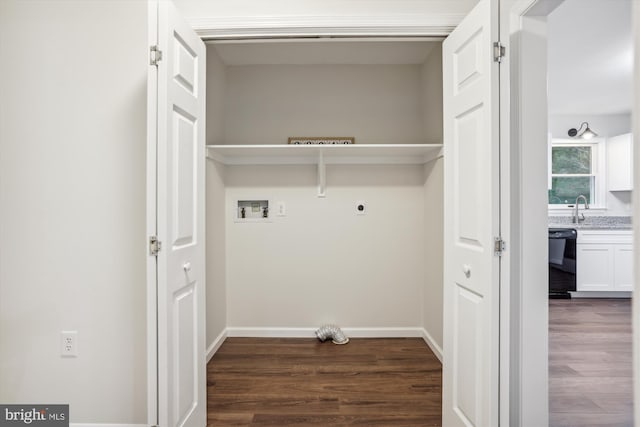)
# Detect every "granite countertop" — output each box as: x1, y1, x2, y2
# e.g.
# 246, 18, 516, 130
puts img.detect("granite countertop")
548, 216, 632, 230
